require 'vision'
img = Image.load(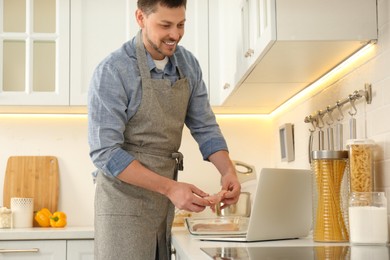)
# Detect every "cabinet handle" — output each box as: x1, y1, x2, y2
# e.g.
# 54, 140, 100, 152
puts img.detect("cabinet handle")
223, 83, 231, 90
0, 248, 39, 253
244, 48, 254, 58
